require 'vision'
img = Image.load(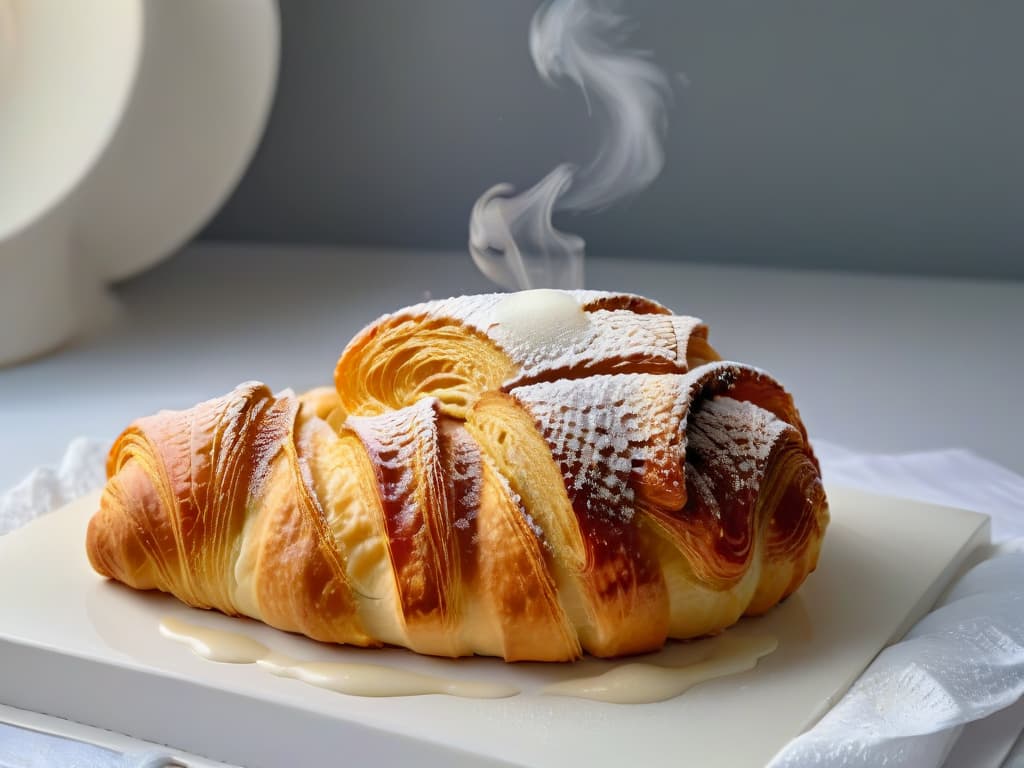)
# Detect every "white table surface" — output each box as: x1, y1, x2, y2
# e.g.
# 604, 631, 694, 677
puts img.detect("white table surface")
2, 241, 1022, 765
2, 241, 1023, 491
